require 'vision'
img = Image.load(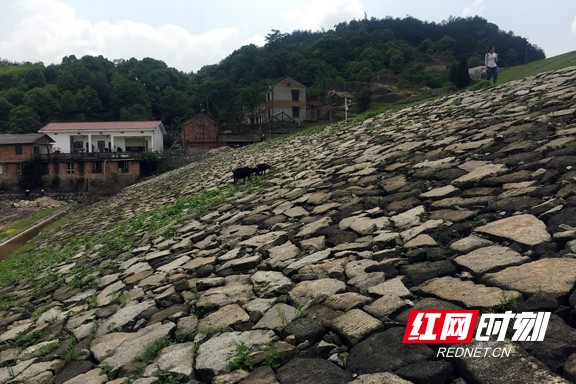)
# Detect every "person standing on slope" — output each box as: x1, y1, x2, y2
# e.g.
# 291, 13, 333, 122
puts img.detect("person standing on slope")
485, 46, 498, 84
